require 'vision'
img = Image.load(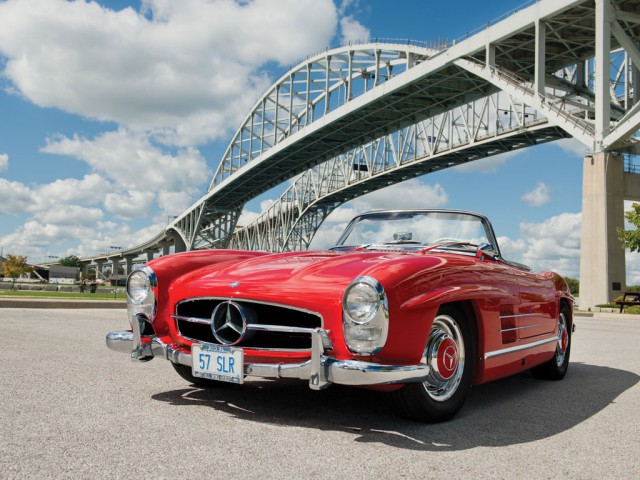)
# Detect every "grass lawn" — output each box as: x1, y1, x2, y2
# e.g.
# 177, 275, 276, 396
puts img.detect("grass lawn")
0, 289, 126, 301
